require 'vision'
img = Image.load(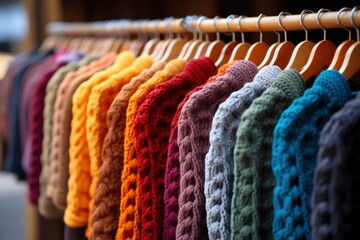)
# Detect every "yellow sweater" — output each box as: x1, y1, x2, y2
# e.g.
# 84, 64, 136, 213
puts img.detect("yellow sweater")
65, 51, 135, 227
86, 55, 153, 236
116, 59, 186, 240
